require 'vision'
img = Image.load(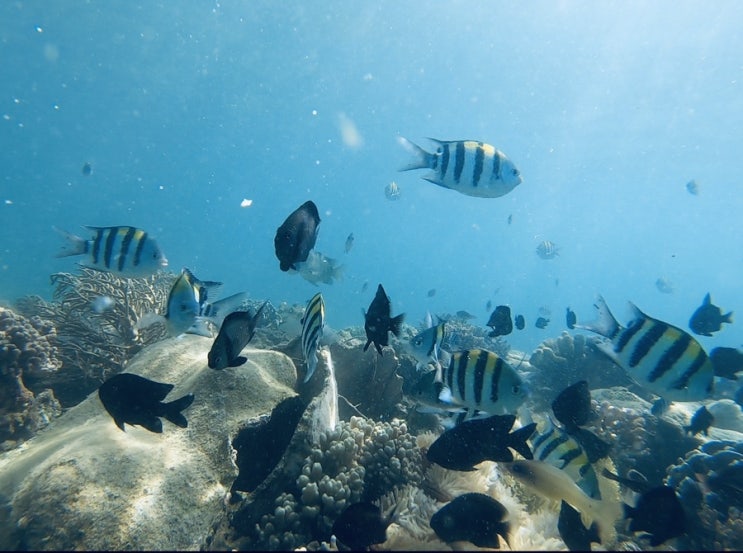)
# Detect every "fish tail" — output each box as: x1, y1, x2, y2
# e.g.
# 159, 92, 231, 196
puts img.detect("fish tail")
573, 294, 620, 339
397, 137, 433, 171
509, 422, 537, 460
163, 393, 195, 428
53, 226, 88, 258
584, 495, 622, 546
725, 311, 734, 324
389, 313, 405, 337
207, 292, 250, 323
